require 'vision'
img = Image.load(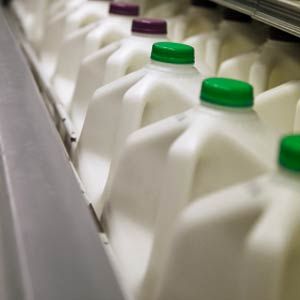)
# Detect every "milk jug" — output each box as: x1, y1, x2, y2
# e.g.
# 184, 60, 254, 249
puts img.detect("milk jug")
69, 18, 168, 137
52, 2, 140, 110
168, 0, 220, 42
185, 8, 265, 74
12, 0, 51, 48
218, 28, 300, 96
74, 42, 203, 207
39, 0, 110, 80
100, 78, 279, 300
47, 0, 86, 19
254, 80, 300, 133
127, 0, 186, 16
155, 134, 300, 300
